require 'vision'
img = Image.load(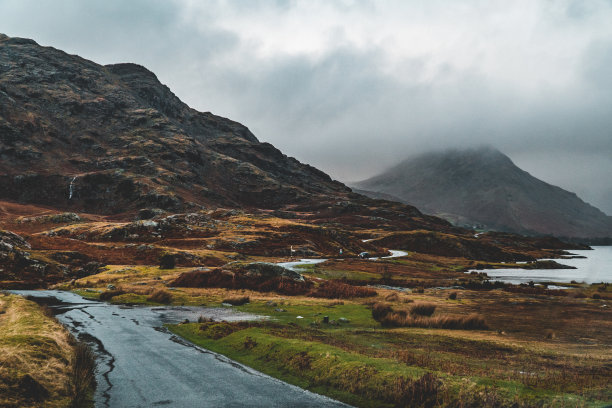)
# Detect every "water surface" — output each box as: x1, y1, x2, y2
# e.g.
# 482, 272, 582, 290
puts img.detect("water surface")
472, 246, 612, 285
